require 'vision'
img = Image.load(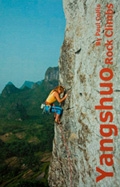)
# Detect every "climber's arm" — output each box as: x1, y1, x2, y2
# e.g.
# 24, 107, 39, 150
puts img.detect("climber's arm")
53, 92, 67, 103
